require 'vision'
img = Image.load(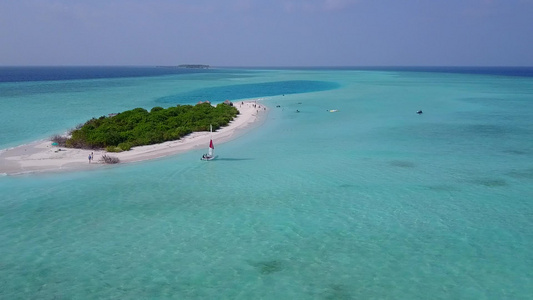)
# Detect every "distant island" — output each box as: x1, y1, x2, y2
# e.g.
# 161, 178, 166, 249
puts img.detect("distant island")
157, 64, 210, 69
53, 102, 237, 152
178, 64, 210, 69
